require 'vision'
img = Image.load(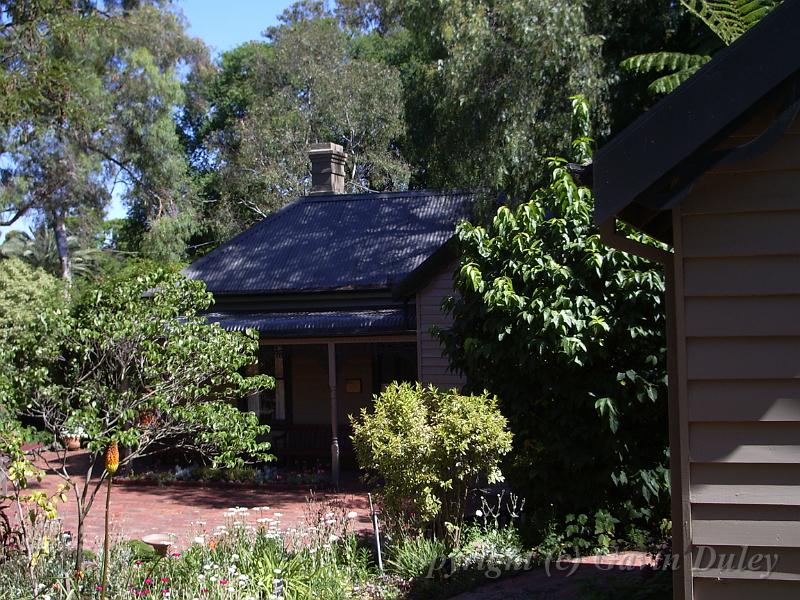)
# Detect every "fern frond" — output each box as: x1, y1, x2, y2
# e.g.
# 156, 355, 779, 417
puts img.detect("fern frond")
621, 52, 711, 75
680, 0, 780, 45
648, 66, 704, 95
